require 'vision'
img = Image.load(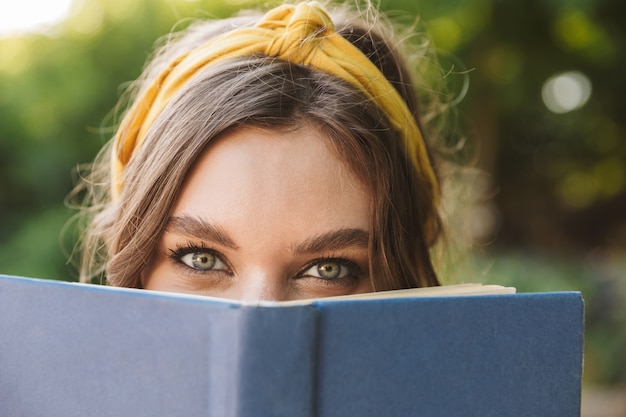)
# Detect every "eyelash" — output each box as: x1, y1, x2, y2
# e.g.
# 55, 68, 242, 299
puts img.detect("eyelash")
167, 242, 364, 283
